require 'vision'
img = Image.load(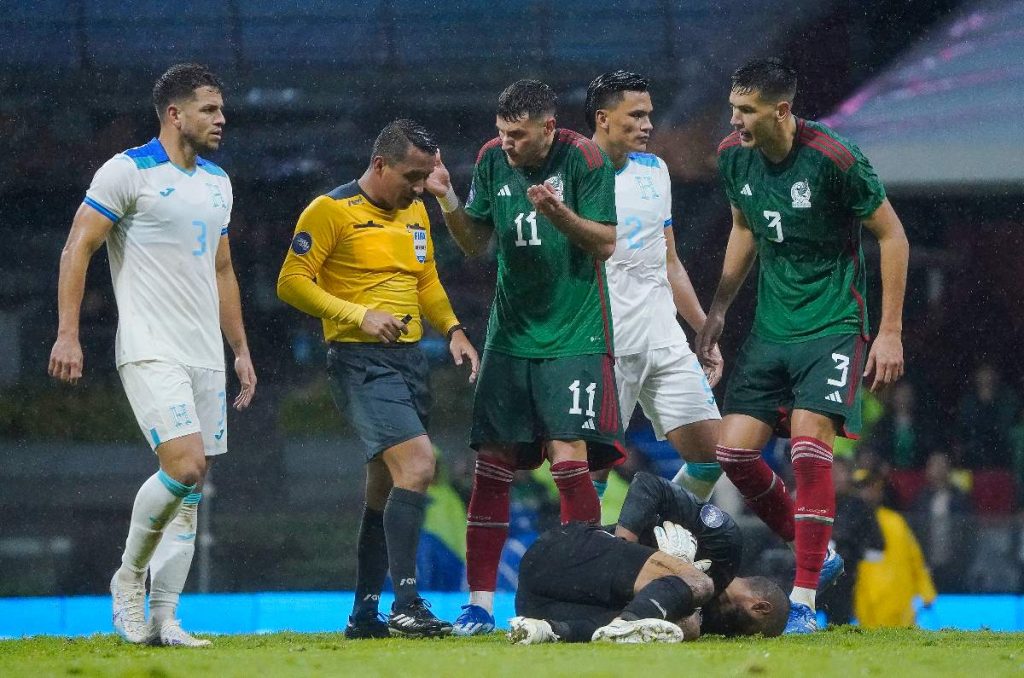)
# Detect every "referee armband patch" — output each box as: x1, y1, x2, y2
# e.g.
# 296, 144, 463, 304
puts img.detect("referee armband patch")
700, 504, 726, 529
291, 231, 313, 255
